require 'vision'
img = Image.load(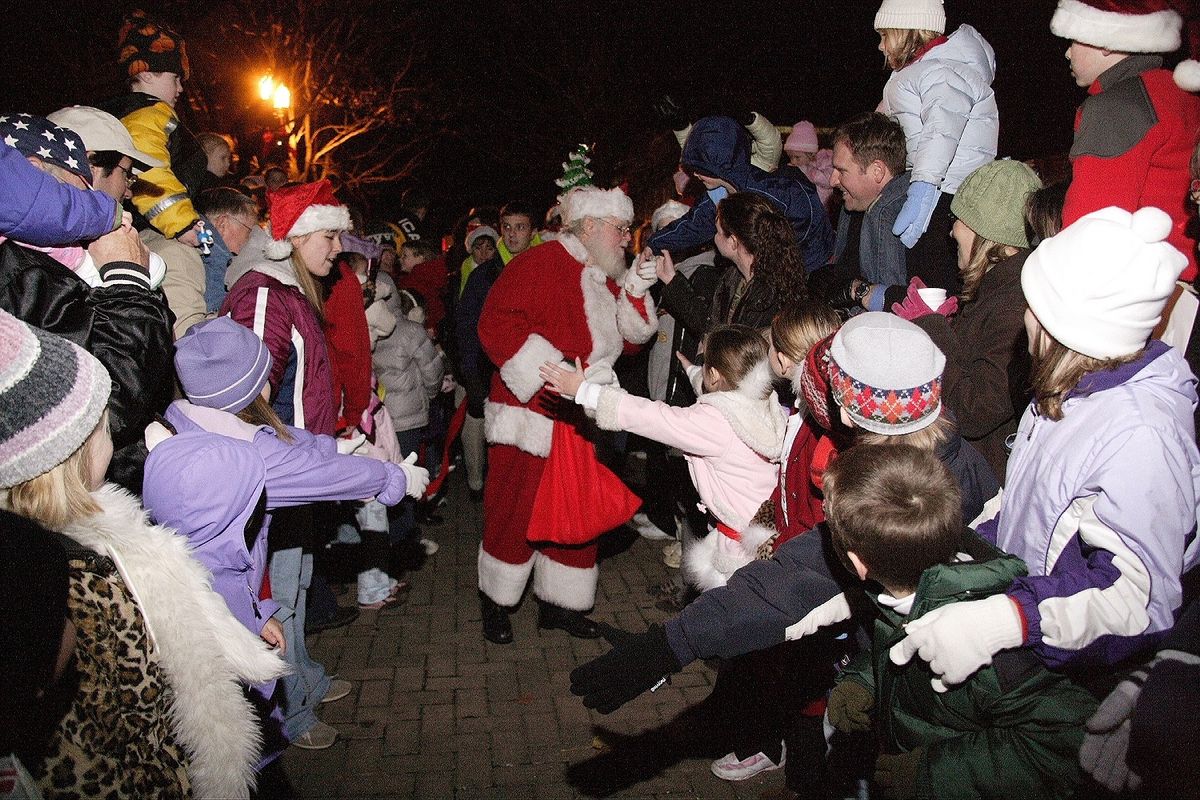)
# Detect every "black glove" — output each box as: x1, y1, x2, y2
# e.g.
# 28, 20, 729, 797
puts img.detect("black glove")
569, 623, 682, 714
826, 279, 868, 310
652, 94, 689, 132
